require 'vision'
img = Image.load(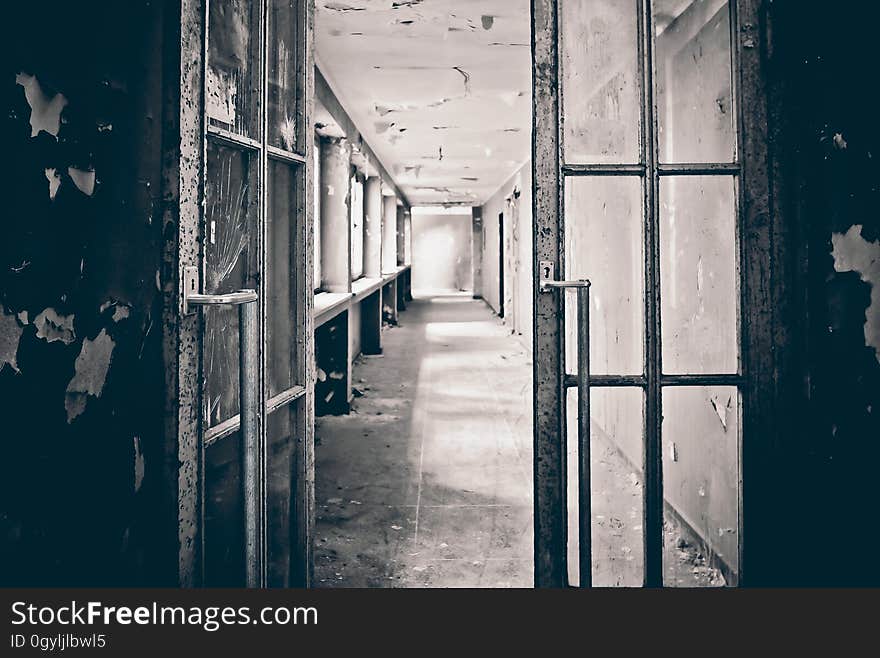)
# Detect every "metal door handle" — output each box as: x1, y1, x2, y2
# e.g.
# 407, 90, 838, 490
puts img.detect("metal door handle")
540, 273, 593, 587
539, 278, 591, 291
186, 290, 258, 307
183, 268, 261, 588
